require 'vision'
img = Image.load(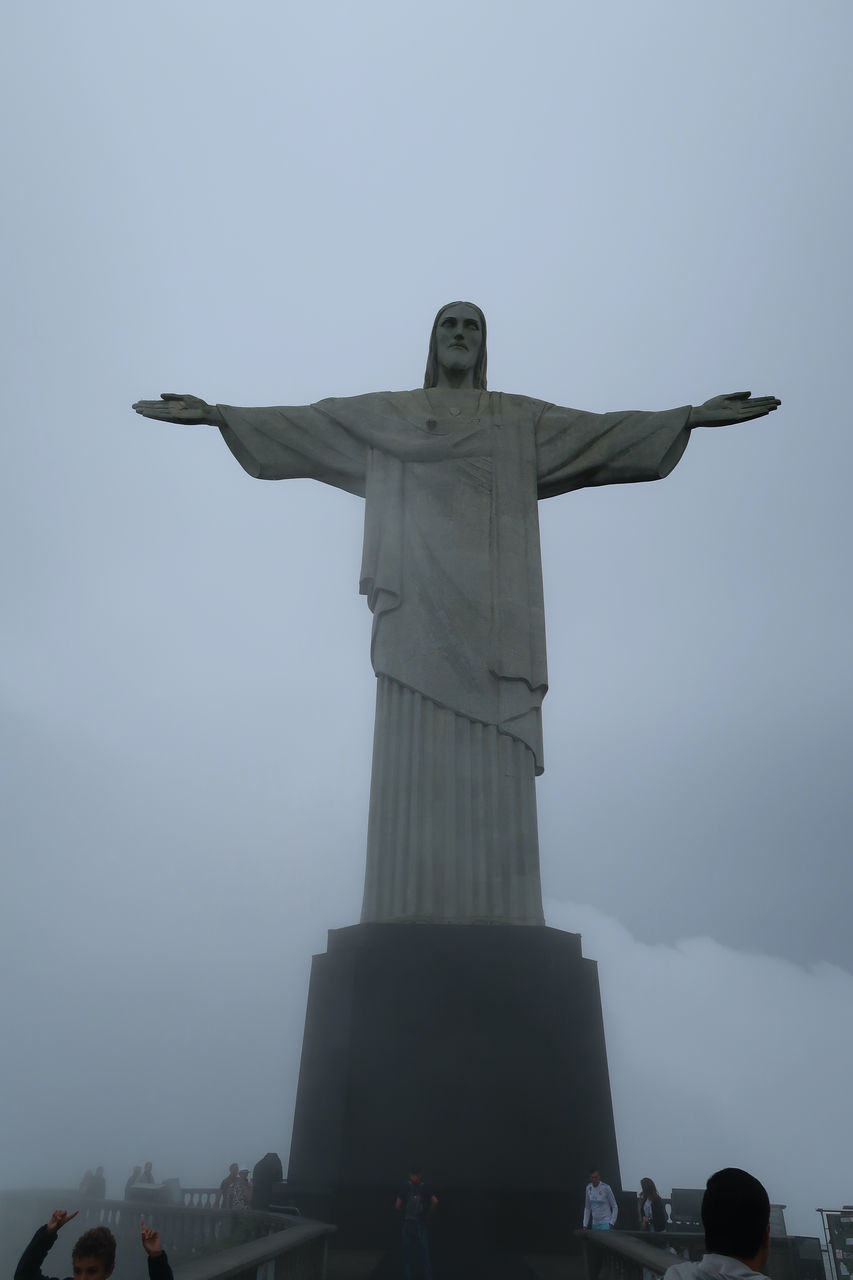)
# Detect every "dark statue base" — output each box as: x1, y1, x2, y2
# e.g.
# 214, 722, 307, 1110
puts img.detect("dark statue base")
285, 923, 621, 1255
